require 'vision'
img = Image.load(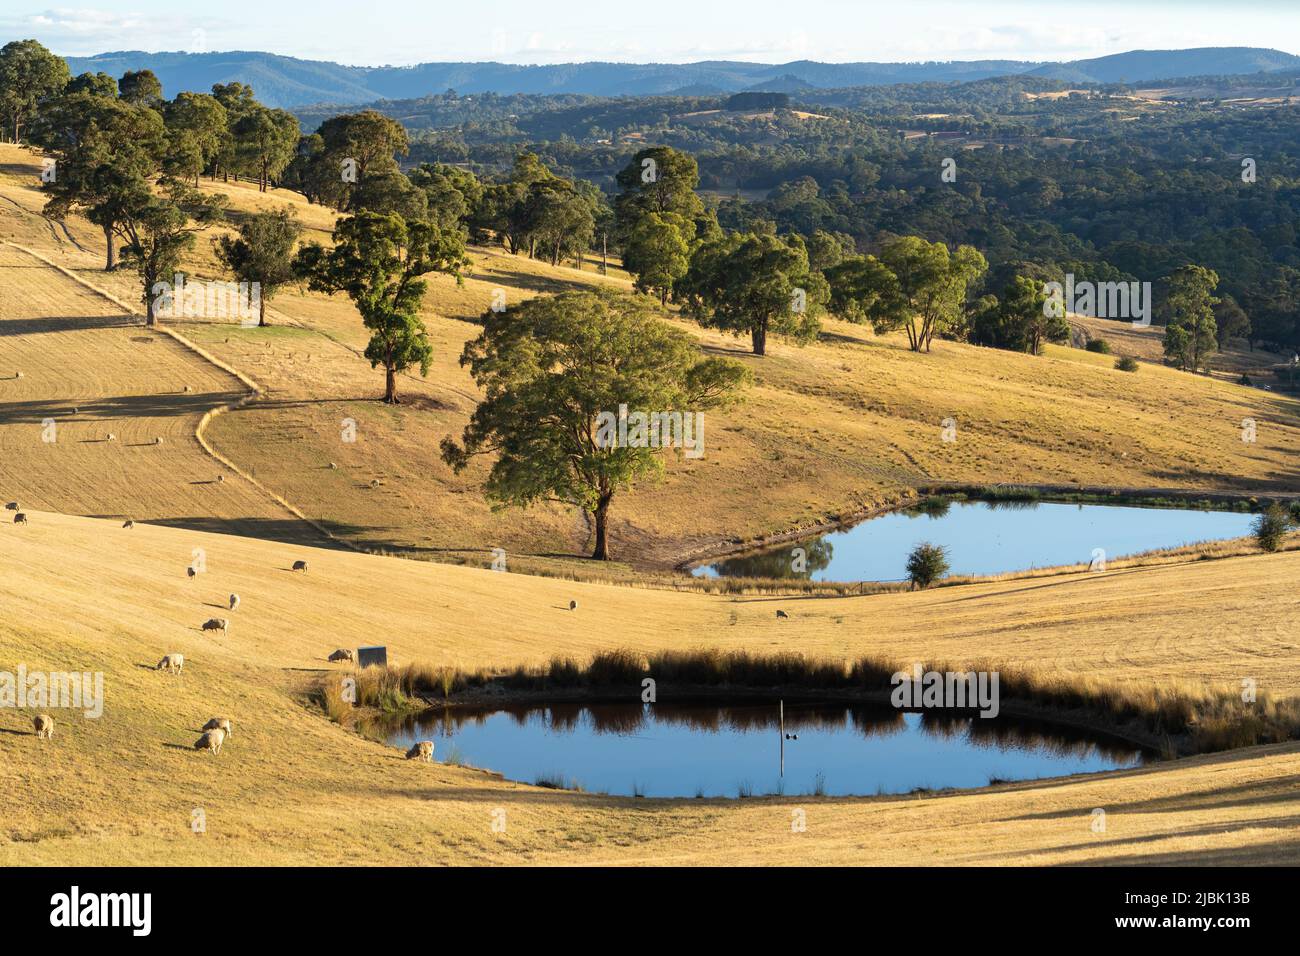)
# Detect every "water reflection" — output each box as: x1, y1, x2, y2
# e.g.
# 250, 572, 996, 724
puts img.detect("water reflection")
694, 499, 1254, 583
383, 699, 1147, 798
